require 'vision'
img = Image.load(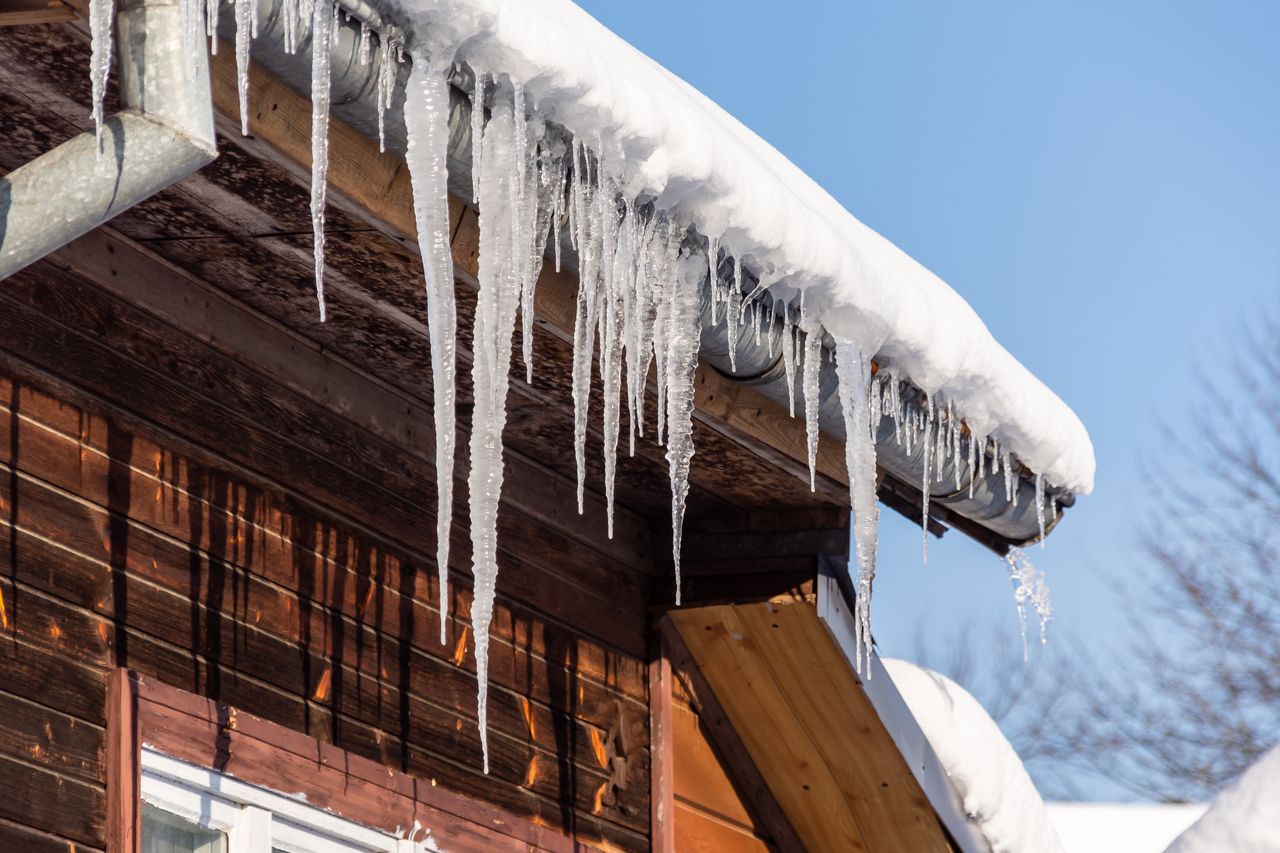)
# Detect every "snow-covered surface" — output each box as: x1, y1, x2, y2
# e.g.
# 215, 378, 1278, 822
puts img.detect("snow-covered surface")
884, 658, 1065, 853
1165, 744, 1280, 853
385, 0, 1095, 495
1045, 803, 1206, 853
